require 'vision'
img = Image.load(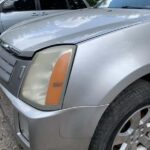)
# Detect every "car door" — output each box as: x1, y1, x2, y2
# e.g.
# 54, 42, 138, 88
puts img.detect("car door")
37, 0, 69, 17
1, 0, 40, 31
